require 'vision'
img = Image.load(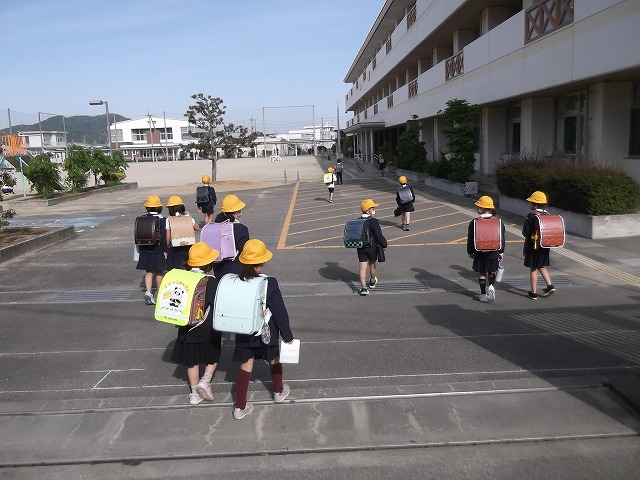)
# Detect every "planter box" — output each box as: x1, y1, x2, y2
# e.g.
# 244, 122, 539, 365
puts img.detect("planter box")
498, 194, 640, 239
395, 168, 426, 184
